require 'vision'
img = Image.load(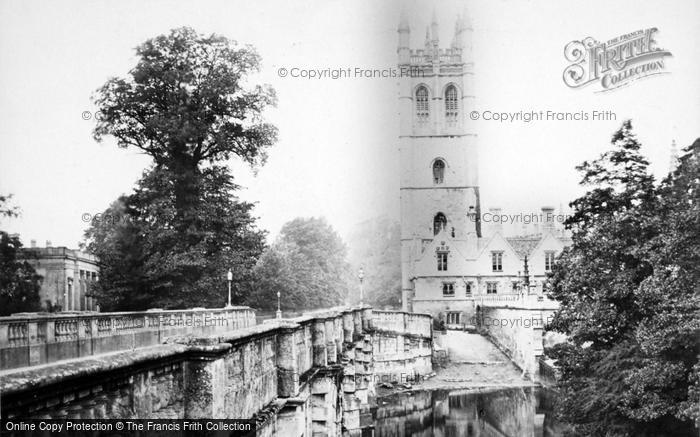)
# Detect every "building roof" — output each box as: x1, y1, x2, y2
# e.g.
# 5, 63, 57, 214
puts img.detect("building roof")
19, 246, 98, 264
